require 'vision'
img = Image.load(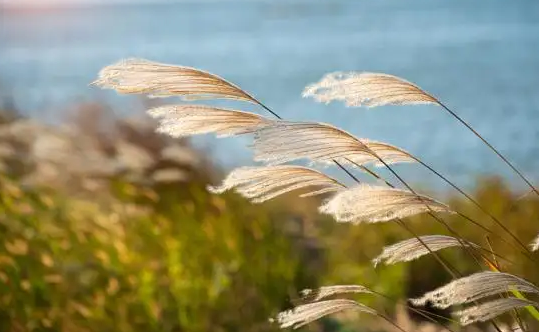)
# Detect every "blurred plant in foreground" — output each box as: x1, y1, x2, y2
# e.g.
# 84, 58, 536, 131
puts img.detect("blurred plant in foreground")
0, 105, 310, 332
